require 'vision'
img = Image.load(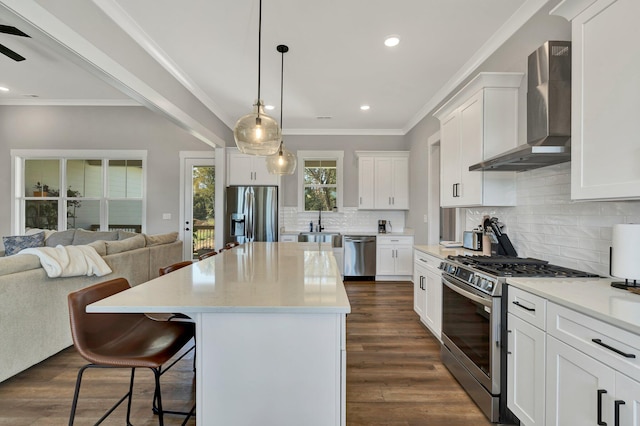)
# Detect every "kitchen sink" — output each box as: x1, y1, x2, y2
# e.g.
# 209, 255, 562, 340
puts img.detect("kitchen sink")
298, 232, 342, 248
